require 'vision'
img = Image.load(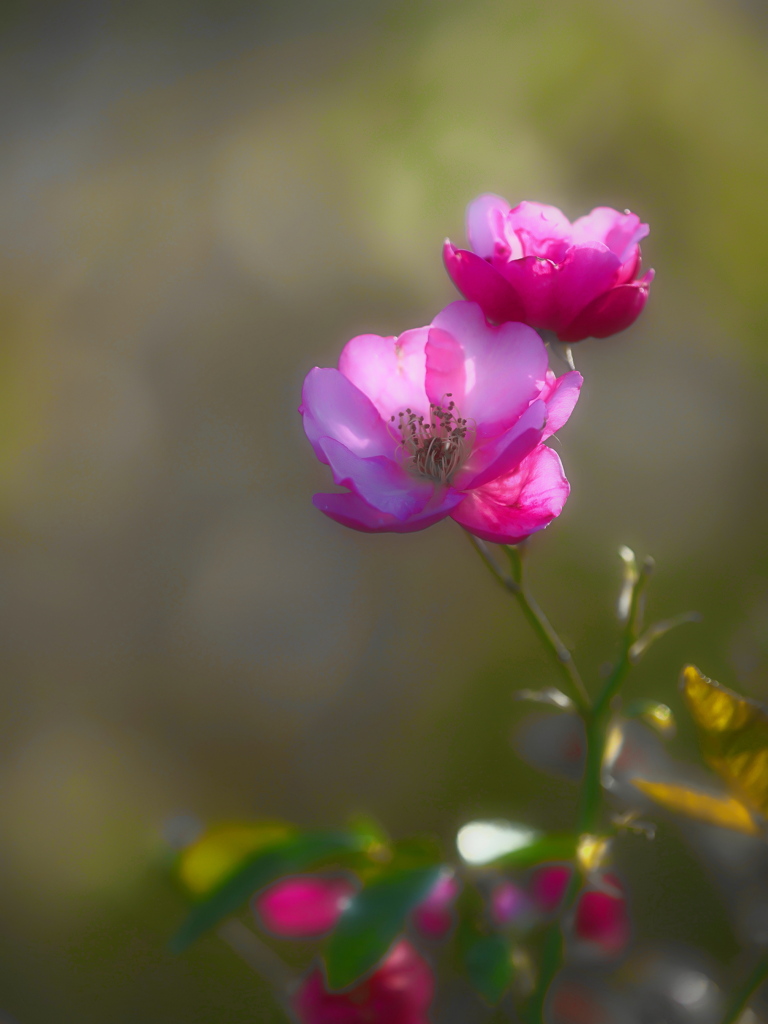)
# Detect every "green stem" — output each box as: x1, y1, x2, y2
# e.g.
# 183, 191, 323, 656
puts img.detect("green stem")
469, 535, 649, 1023
468, 535, 590, 713
721, 954, 768, 1024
